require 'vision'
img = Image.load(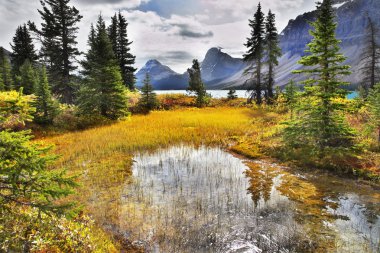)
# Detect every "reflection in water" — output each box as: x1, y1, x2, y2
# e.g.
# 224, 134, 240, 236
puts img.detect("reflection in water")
119, 145, 380, 253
